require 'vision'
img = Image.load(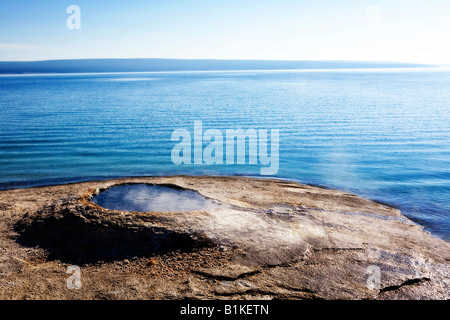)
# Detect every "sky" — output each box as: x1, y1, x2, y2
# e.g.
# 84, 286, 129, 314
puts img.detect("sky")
0, 0, 449, 64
